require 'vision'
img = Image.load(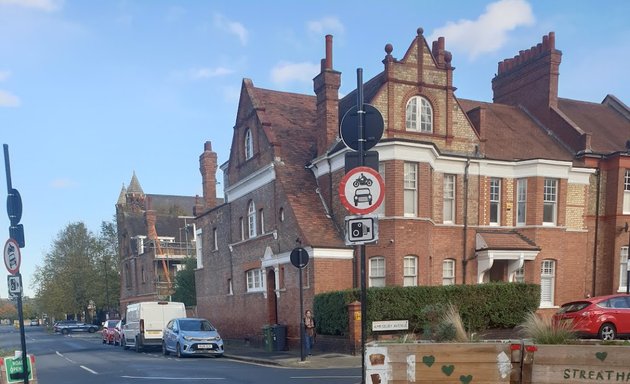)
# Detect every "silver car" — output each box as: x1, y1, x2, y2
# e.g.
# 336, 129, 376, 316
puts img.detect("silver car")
162, 318, 224, 357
